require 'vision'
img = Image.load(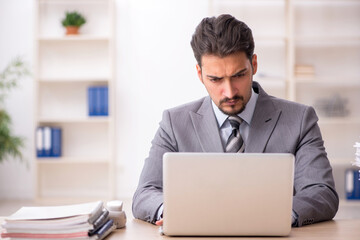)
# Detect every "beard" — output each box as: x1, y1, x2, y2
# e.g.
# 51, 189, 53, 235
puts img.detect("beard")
218, 95, 246, 116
